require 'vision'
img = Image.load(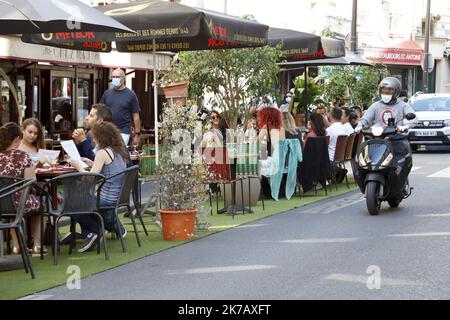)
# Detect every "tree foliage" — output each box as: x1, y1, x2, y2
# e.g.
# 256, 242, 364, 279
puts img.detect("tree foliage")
321, 63, 389, 108
161, 46, 283, 128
